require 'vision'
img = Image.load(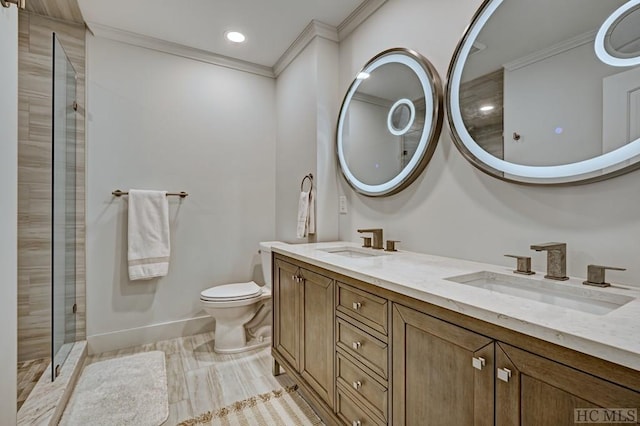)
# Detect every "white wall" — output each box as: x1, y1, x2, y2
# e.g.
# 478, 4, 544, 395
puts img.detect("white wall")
338, 0, 640, 287
275, 37, 340, 243
276, 42, 318, 243
314, 38, 340, 242
0, 5, 18, 424
86, 35, 277, 352
345, 99, 400, 184
504, 42, 617, 166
